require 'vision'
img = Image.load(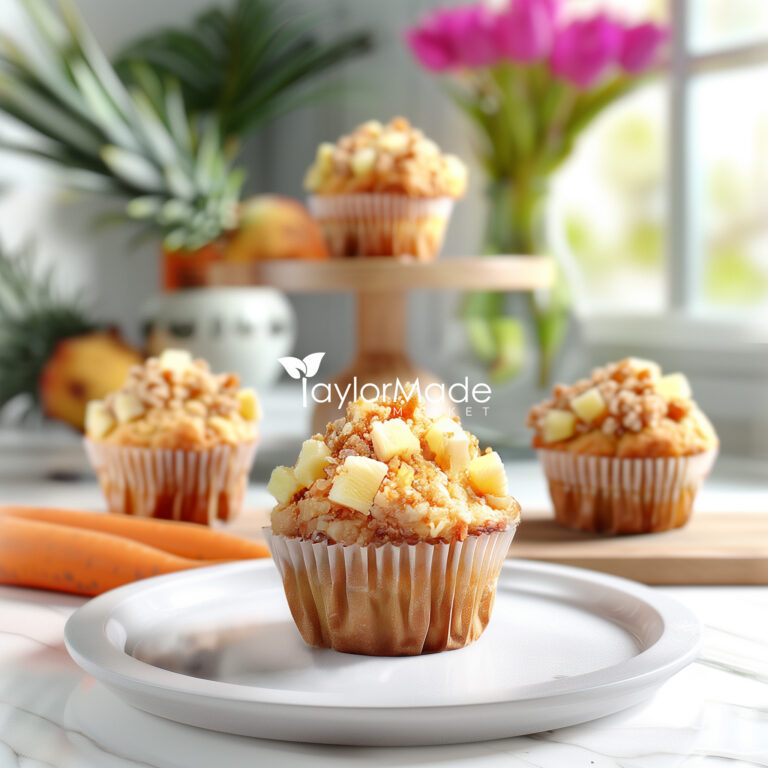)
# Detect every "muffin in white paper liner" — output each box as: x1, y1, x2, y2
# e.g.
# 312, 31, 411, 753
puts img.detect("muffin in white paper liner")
84, 439, 257, 525
307, 194, 454, 260
265, 527, 515, 656
538, 449, 718, 534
